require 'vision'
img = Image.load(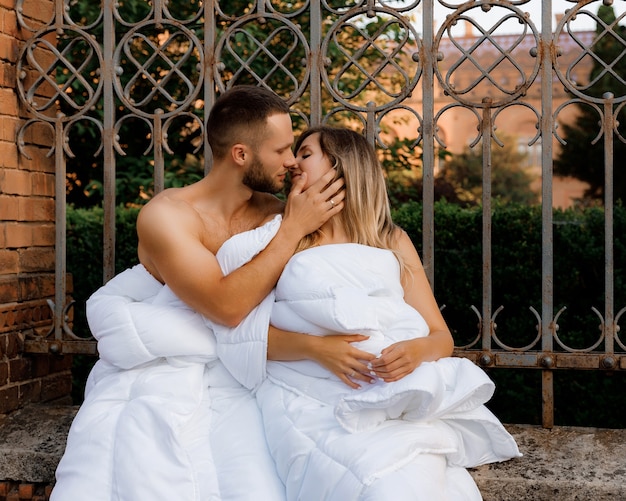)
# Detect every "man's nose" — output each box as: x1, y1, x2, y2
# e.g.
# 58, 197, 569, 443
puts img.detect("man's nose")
285, 151, 297, 168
